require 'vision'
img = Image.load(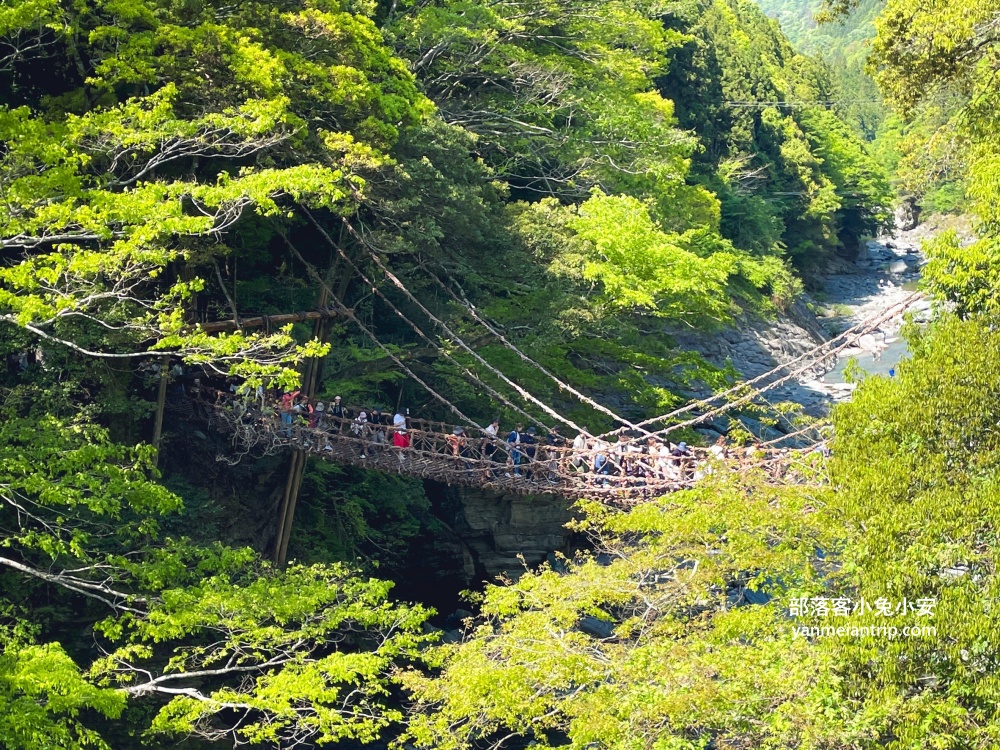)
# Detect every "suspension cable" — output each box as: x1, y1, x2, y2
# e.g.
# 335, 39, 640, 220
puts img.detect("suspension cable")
327, 212, 586, 435
627, 292, 923, 441
420, 263, 665, 439
276, 231, 483, 429
301, 223, 549, 432
598, 291, 923, 440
